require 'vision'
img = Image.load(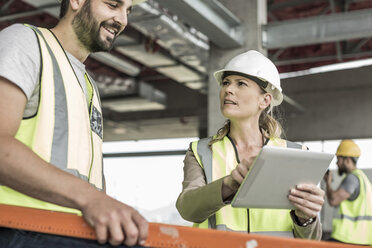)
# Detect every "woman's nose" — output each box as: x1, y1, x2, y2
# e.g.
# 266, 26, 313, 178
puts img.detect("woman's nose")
225, 84, 235, 95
